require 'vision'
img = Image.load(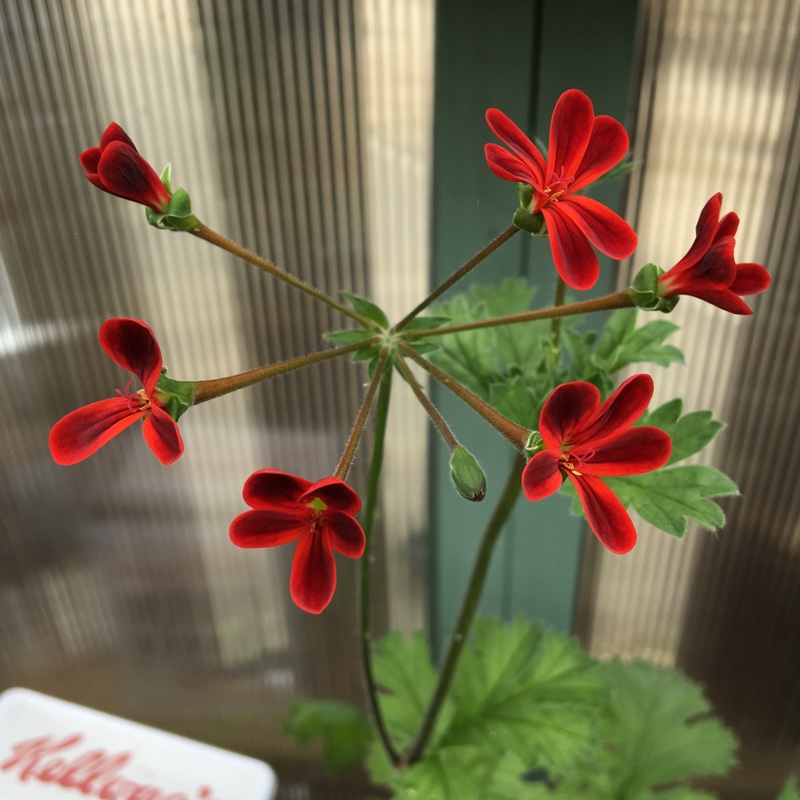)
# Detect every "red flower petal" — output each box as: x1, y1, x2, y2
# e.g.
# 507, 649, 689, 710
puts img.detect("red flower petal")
579, 427, 671, 476
571, 115, 630, 193
541, 205, 600, 290
99, 122, 136, 150
683, 288, 754, 315
538, 381, 600, 450
49, 398, 142, 465
521, 450, 563, 501
299, 477, 361, 517
324, 509, 366, 558
672, 193, 722, 271
558, 196, 638, 260
99, 318, 163, 395
229, 509, 307, 548
547, 89, 594, 179
79, 147, 102, 175
729, 262, 771, 296
484, 144, 538, 184
571, 474, 637, 554
291, 530, 336, 614
713, 210, 739, 243
242, 469, 312, 510
567, 374, 654, 449
142, 405, 184, 465
96, 140, 170, 212
485, 109, 546, 184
